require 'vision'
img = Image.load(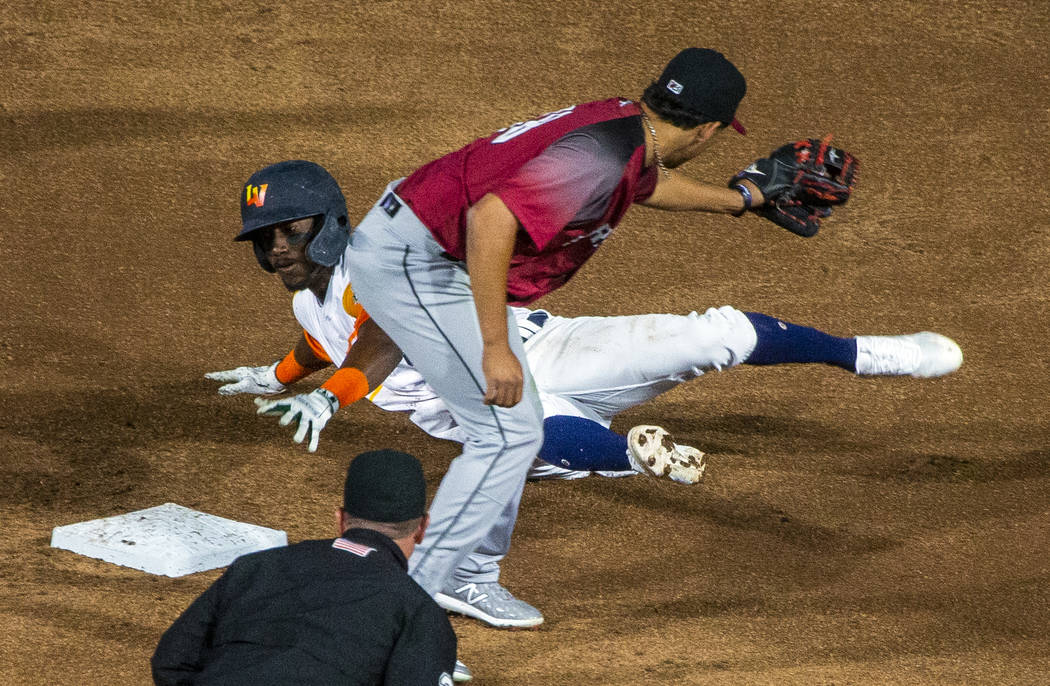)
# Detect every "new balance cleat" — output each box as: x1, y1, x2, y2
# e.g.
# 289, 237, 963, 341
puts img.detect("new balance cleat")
855, 332, 963, 378
453, 659, 473, 682
626, 425, 707, 485
435, 581, 544, 629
